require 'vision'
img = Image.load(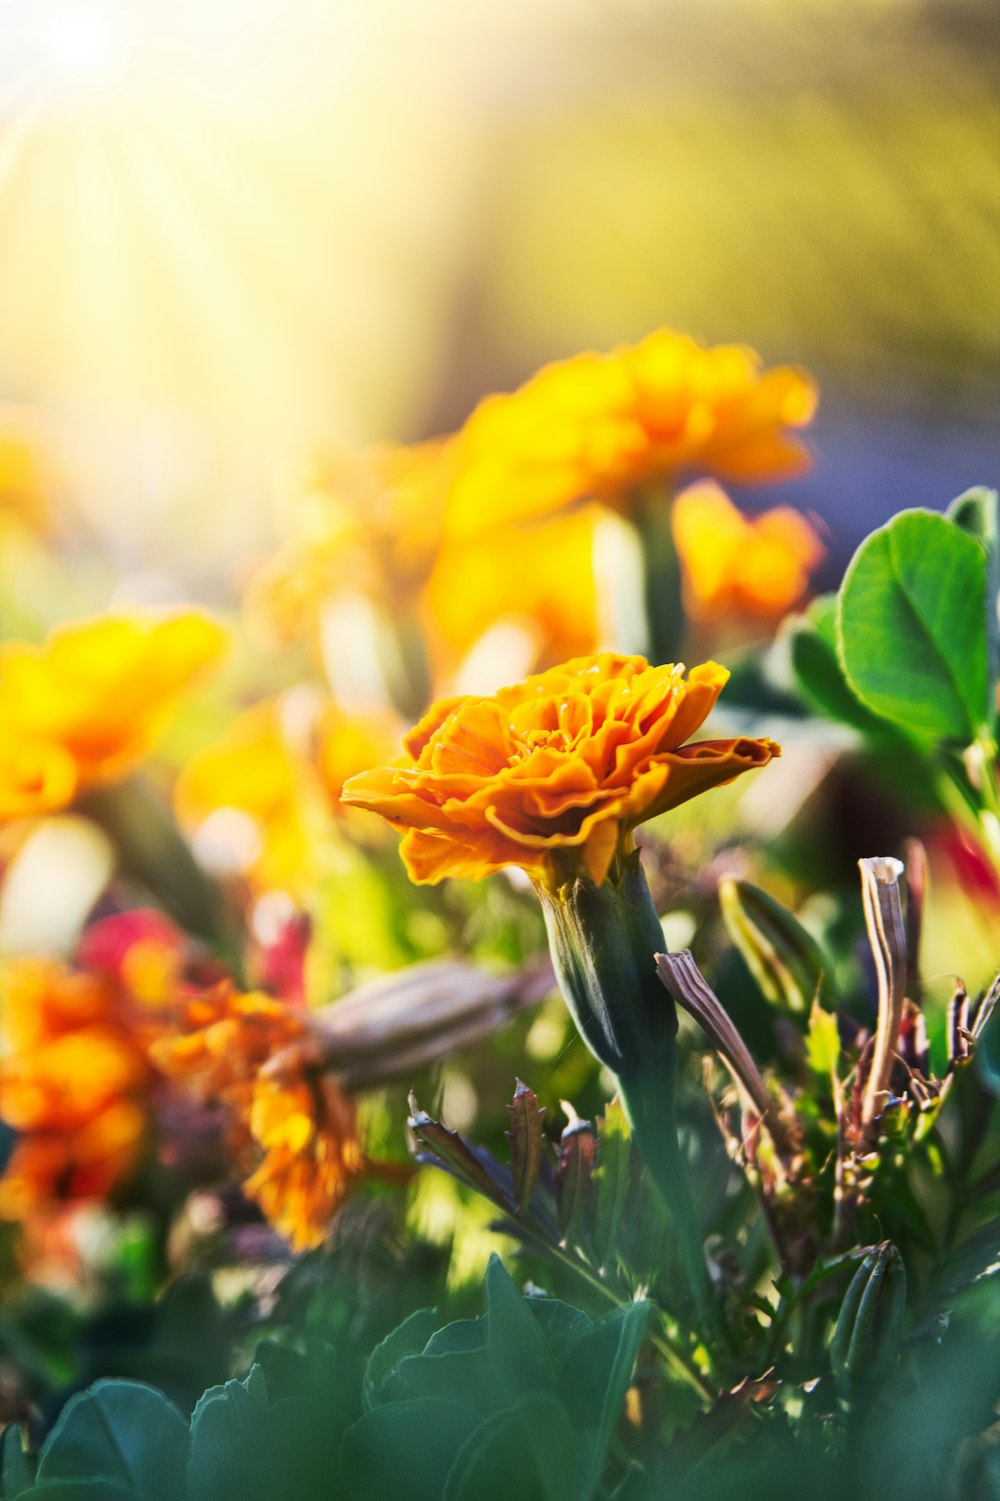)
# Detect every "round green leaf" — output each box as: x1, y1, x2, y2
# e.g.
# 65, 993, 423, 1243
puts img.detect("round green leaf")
837, 509, 989, 744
